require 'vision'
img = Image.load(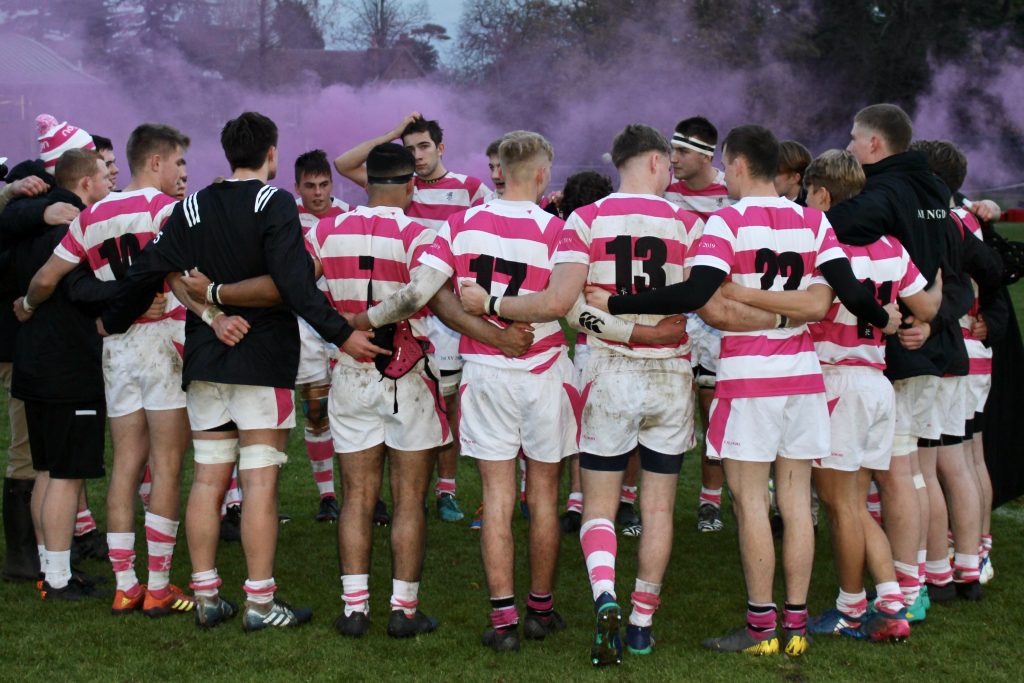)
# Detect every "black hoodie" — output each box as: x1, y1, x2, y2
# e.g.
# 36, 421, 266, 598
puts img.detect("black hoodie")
825, 150, 997, 381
